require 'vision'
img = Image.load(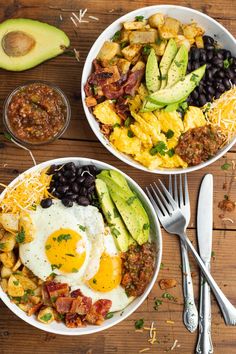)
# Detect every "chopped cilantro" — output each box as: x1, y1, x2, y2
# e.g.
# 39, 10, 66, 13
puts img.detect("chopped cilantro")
177, 101, 189, 114
126, 196, 137, 205
113, 123, 121, 129
50, 296, 57, 303
135, 318, 144, 329
223, 58, 233, 69
135, 15, 145, 22
13, 280, 19, 286
142, 45, 151, 56
149, 141, 167, 156
160, 262, 165, 270
127, 130, 134, 138
120, 40, 129, 49
40, 313, 52, 322
57, 234, 71, 242
224, 194, 229, 200
156, 38, 163, 45
93, 279, 97, 284
105, 312, 114, 319
0, 243, 5, 250
143, 223, 150, 230
124, 117, 132, 127
111, 30, 121, 42
45, 245, 51, 250
58, 314, 65, 320
211, 251, 215, 258
221, 162, 231, 170
165, 129, 174, 139
53, 237, 56, 241
93, 85, 98, 95
25, 289, 34, 295
51, 264, 62, 271
49, 272, 56, 278
72, 268, 78, 273
167, 148, 175, 157
16, 227, 25, 244
79, 225, 86, 232
154, 298, 163, 310
66, 253, 75, 257
162, 292, 177, 301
